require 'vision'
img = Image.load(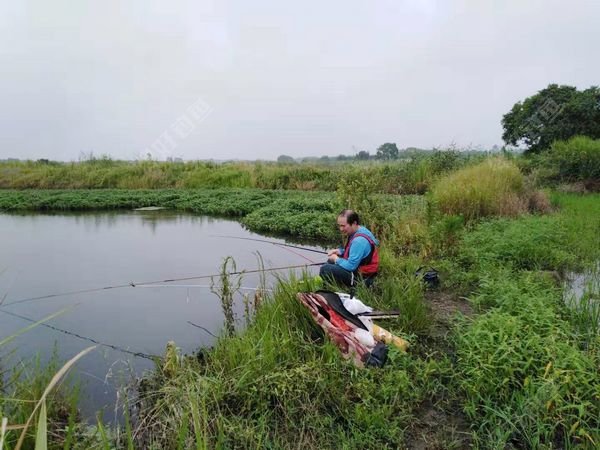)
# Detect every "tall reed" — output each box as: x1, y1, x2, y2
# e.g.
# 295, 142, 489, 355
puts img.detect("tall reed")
210, 256, 242, 337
